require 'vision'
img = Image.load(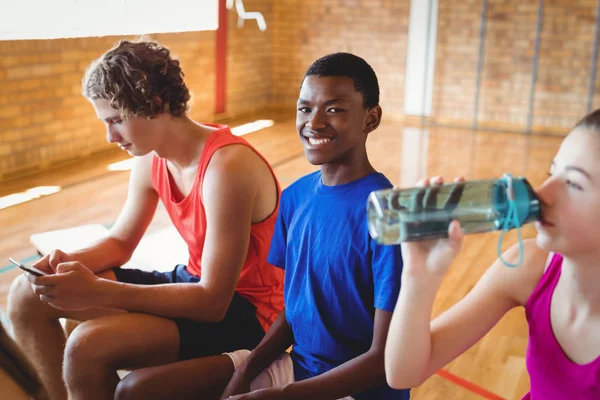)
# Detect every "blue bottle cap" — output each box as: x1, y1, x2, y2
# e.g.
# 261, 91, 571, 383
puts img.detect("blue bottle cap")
493, 175, 541, 229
